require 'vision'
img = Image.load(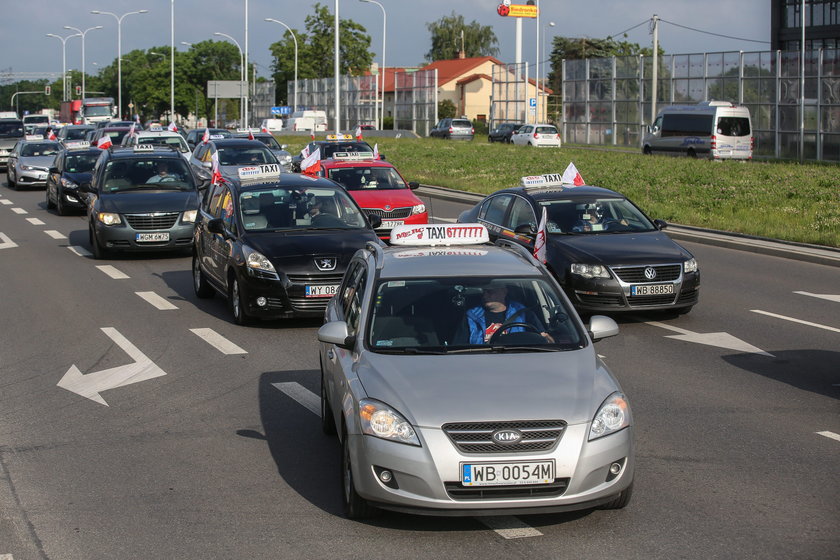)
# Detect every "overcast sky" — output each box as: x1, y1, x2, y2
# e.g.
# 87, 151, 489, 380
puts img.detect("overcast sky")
0, 0, 772, 80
